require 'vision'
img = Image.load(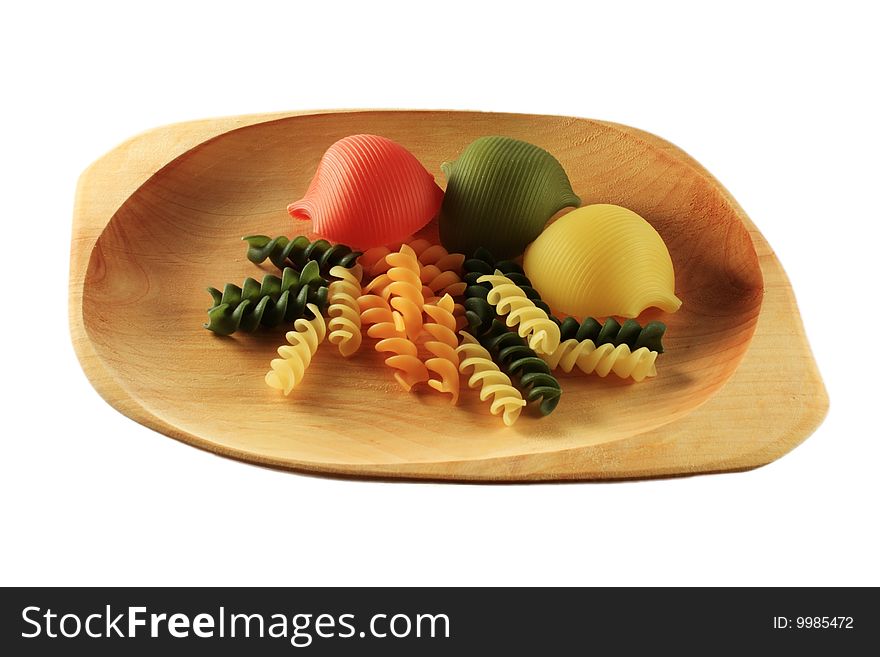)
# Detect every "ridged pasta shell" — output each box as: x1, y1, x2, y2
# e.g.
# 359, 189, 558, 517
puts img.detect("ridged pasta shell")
523, 204, 682, 318
288, 134, 444, 250
438, 136, 580, 259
